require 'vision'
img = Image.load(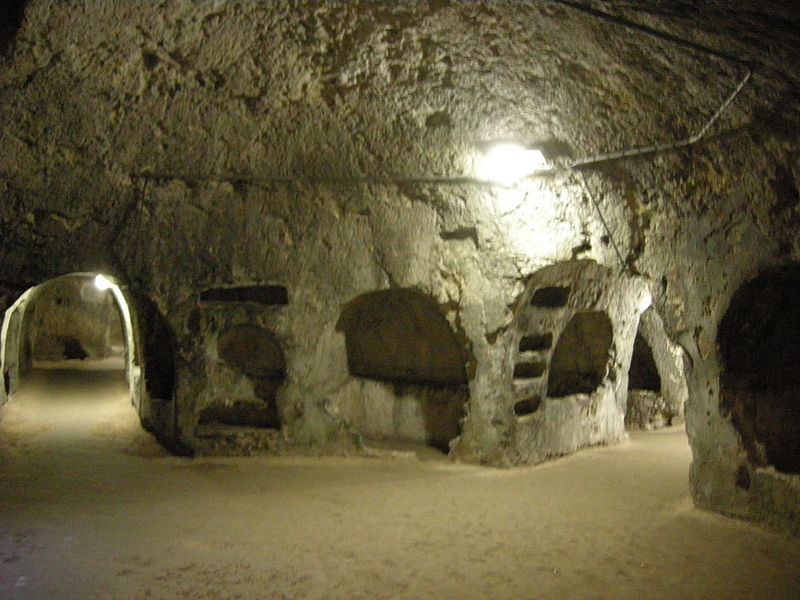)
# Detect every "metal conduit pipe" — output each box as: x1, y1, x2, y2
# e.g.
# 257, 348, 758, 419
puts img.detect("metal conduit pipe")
569, 69, 751, 169
547, 0, 754, 272
549, 0, 754, 168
